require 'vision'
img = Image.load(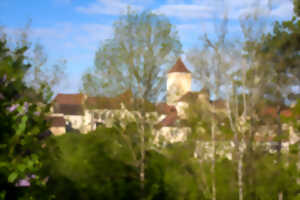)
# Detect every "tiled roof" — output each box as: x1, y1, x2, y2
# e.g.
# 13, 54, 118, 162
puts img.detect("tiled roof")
54, 104, 84, 115
86, 96, 114, 109
260, 106, 294, 118
156, 103, 177, 115
280, 109, 293, 118
254, 134, 290, 142
85, 90, 134, 110
261, 106, 277, 118
157, 112, 178, 127
54, 93, 85, 105
86, 90, 156, 111
168, 58, 191, 73
46, 116, 66, 127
